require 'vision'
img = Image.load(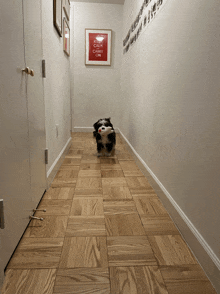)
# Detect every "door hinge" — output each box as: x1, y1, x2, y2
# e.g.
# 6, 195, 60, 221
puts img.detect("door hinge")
42, 60, 46, 78
45, 149, 48, 164
0, 199, 5, 229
